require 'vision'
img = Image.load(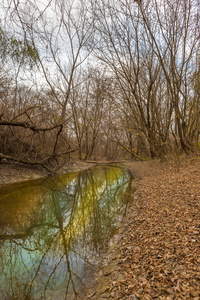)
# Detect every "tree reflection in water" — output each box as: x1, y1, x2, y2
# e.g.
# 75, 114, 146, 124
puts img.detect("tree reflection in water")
0, 166, 132, 299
